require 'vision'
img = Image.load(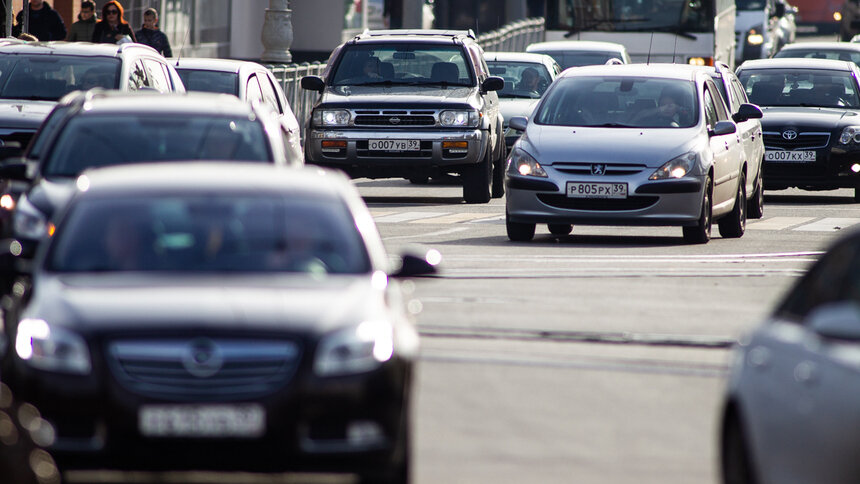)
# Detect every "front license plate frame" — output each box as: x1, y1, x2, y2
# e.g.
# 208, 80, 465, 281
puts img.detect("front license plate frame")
566, 181, 628, 199
764, 150, 816, 163
139, 404, 265, 438
368, 139, 420, 151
